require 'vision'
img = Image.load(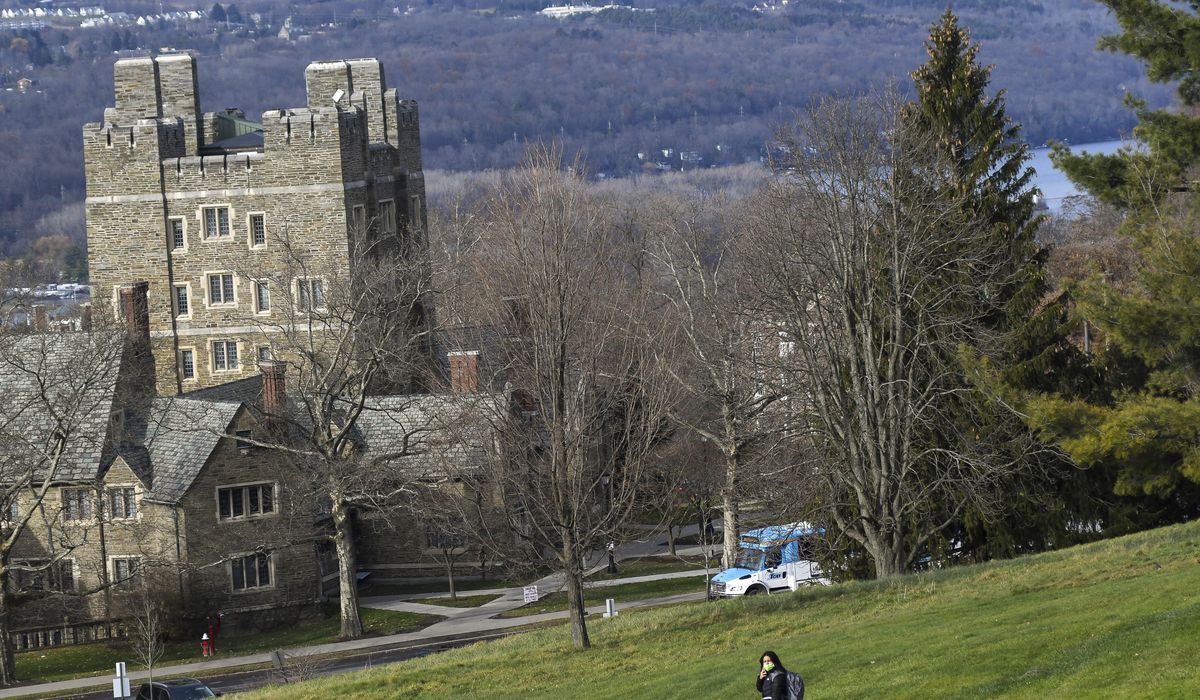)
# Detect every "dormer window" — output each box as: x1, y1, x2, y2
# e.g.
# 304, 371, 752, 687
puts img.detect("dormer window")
108, 486, 137, 520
